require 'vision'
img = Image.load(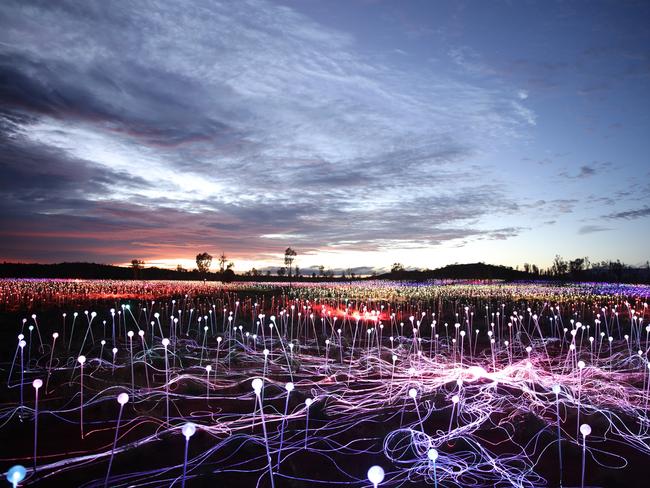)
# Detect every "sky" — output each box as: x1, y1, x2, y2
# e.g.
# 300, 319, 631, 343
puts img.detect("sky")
0, 0, 649, 274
